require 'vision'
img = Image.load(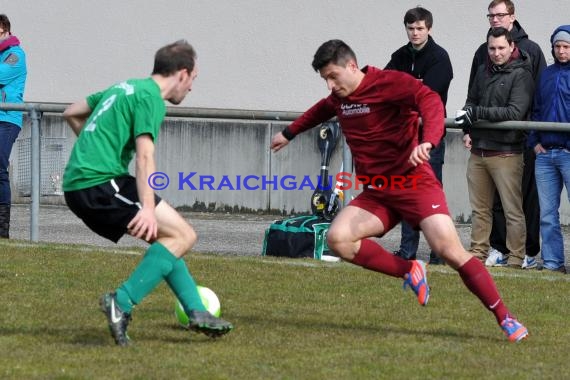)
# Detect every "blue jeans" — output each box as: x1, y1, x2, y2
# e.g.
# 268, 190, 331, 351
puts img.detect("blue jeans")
535, 149, 570, 270
398, 141, 445, 259
0, 122, 21, 205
